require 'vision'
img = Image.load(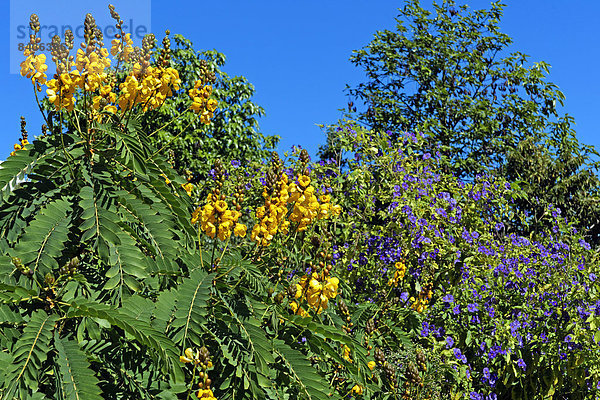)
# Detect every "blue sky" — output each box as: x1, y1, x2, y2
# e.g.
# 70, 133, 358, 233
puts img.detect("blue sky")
1, 0, 599, 162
